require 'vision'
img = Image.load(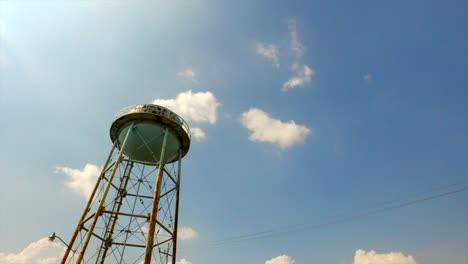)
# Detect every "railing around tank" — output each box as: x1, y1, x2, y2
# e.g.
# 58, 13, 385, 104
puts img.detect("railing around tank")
114, 104, 191, 140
